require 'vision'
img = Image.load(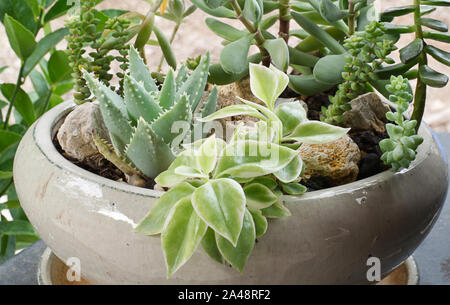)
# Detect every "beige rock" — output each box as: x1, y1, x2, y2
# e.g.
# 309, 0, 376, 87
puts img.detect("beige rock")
57, 102, 109, 163
299, 135, 361, 186
342, 92, 390, 134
